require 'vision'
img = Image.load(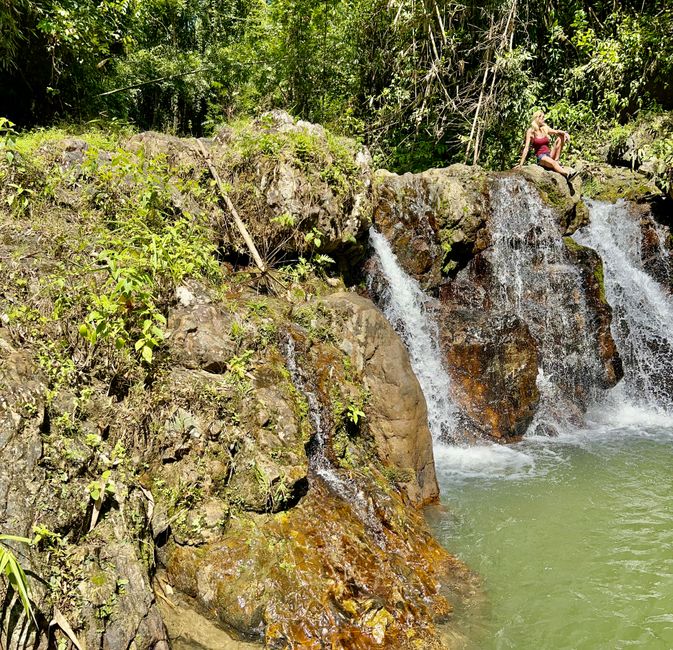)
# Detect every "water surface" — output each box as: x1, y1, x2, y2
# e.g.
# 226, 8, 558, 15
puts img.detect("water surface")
429, 402, 673, 650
